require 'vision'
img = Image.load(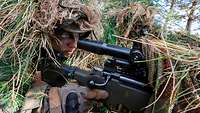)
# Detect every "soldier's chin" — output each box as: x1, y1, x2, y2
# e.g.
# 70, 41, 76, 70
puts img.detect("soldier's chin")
64, 51, 74, 57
